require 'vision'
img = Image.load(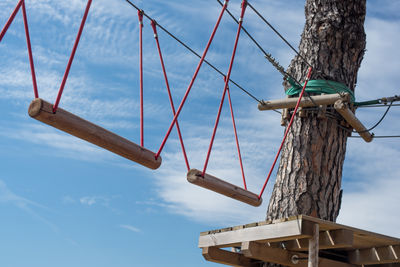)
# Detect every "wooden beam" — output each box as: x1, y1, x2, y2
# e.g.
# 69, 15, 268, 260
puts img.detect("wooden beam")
258, 93, 350, 111
334, 99, 373, 142
308, 224, 319, 267
242, 241, 303, 267
283, 229, 354, 251
28, 98, 162, 169
187, 169, 262, 207
199, 218, 315, 248
349, 245, 400, 265
202, 247, 256, 267
241, 241, 356, 267
367, 264, 400, 267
